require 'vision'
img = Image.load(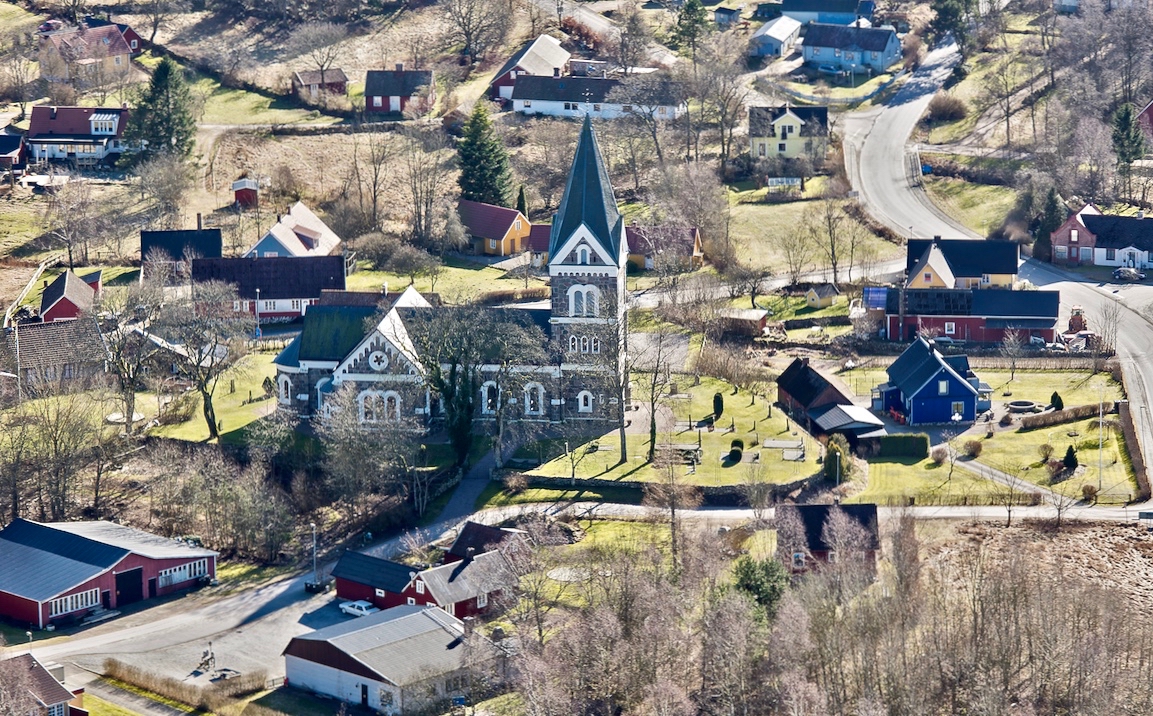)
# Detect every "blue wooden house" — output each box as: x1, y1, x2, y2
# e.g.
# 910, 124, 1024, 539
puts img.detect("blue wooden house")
873, 337, 988, 425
